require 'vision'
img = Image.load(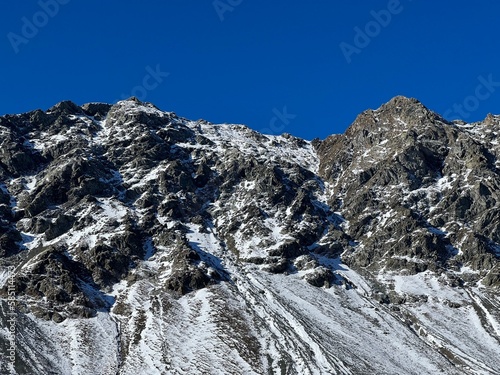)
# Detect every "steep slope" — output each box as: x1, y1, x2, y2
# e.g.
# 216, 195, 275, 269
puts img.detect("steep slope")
318, 96, 500, 282
0, 97, 498, 374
